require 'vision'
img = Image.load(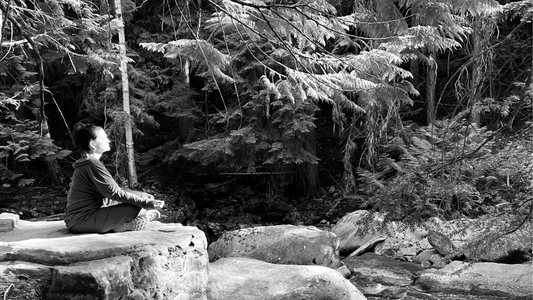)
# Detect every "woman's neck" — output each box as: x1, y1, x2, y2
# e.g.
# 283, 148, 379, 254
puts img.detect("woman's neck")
86, 152, 102, 160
